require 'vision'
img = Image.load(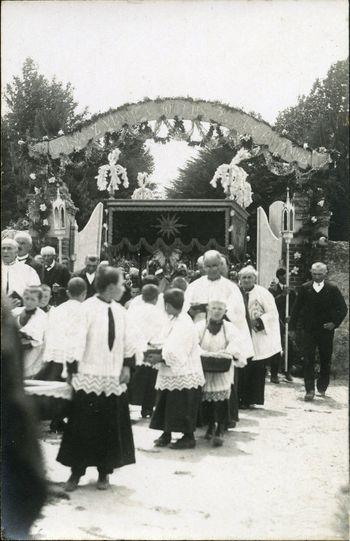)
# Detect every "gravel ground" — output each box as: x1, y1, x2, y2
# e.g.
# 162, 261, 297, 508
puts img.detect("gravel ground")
31, 377, 348, 540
